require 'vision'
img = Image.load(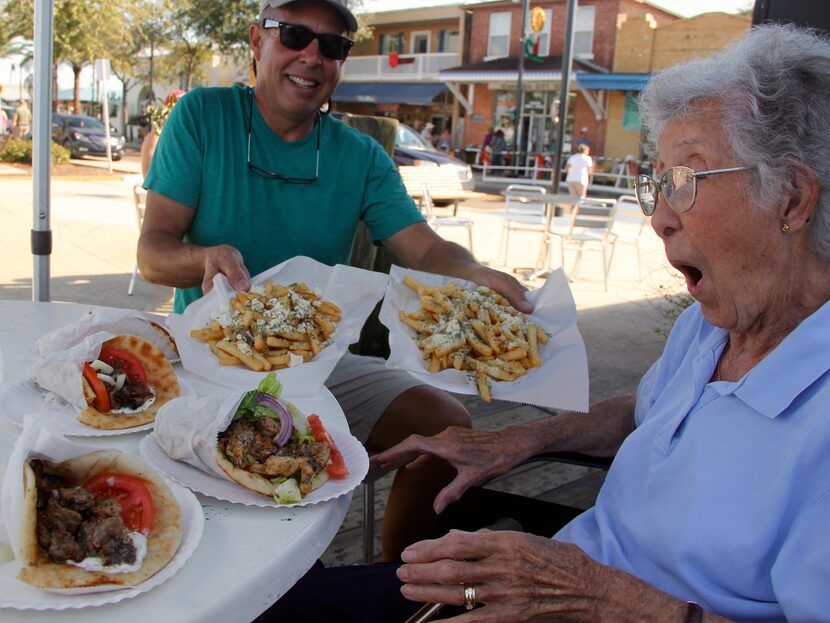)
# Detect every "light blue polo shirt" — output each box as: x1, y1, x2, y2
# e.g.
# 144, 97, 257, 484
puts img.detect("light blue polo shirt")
556, 301, 830, 622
